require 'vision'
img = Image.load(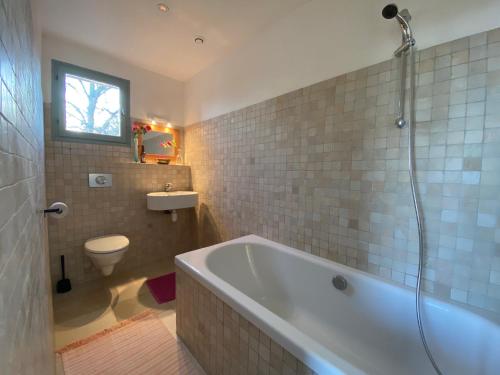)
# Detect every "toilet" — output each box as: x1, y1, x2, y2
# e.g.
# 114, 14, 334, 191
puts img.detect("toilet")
84, 235, 129, 276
